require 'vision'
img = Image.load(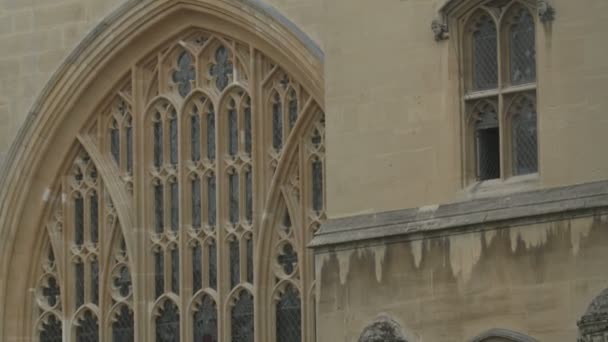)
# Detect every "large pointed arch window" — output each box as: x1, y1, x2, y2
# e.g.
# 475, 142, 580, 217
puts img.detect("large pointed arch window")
31, 27, 325, 342
462, 1, 538, 182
